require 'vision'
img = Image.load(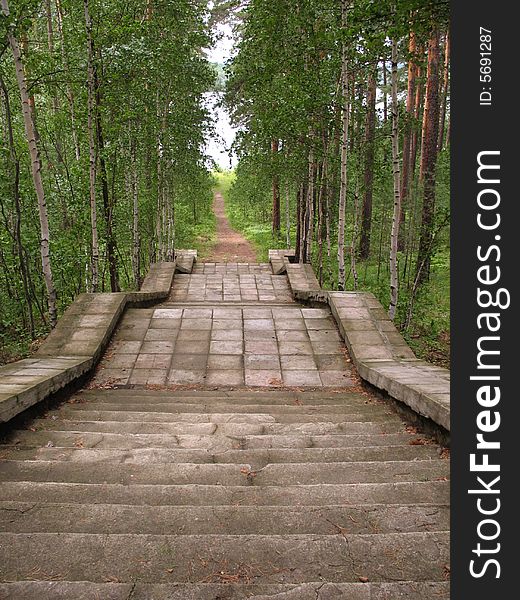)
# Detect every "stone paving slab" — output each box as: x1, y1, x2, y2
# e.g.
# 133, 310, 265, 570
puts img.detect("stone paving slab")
0, 501, 449, 535
93, 305, 354, 388
268, 248, 294, 275
265, 252, 450, 431
192, 262, 272, 274
168, 273, 293, 303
